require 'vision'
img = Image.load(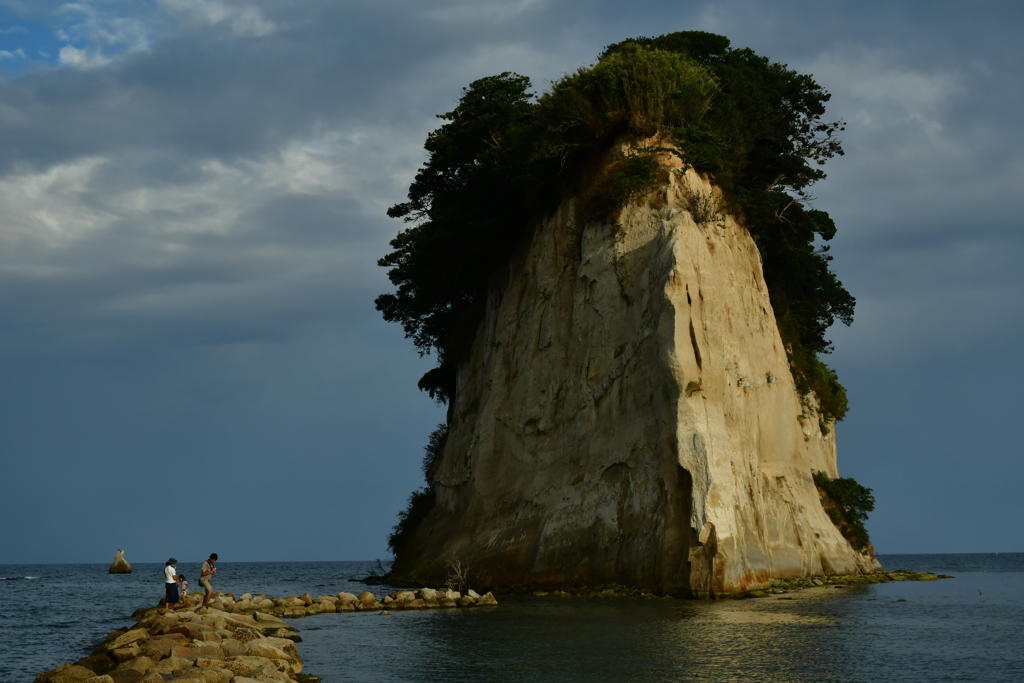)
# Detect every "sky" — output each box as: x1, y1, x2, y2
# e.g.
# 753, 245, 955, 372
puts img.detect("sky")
1, 0, 1021, 565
